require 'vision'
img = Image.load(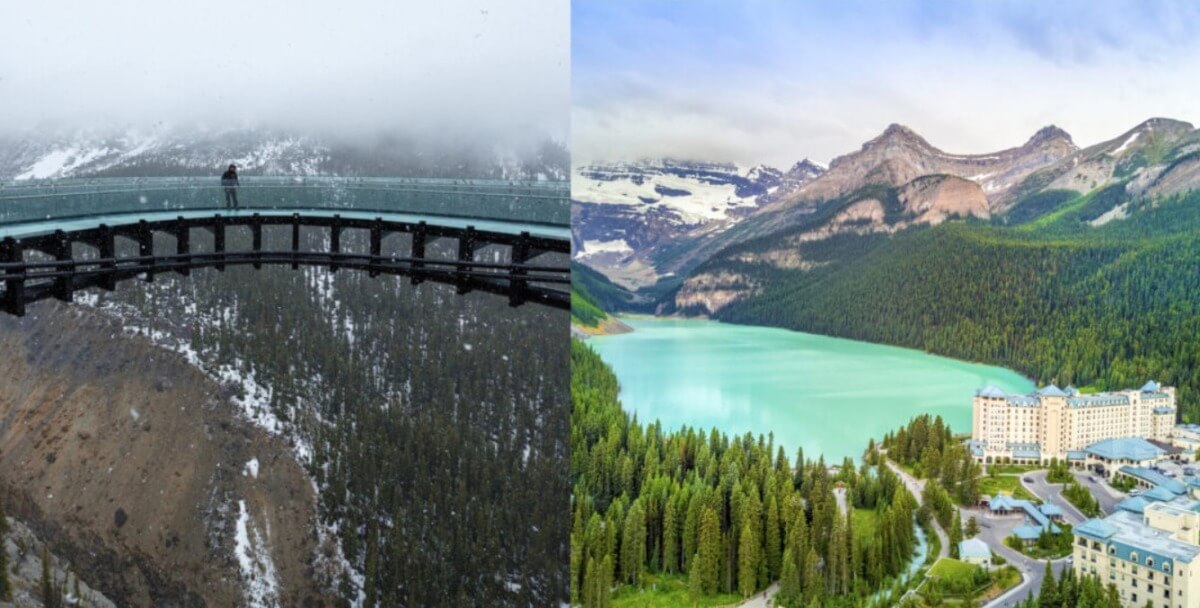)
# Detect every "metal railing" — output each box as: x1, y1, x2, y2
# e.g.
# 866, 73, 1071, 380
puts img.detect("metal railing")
0, 213, 570, 315
0, 176, 569, 227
